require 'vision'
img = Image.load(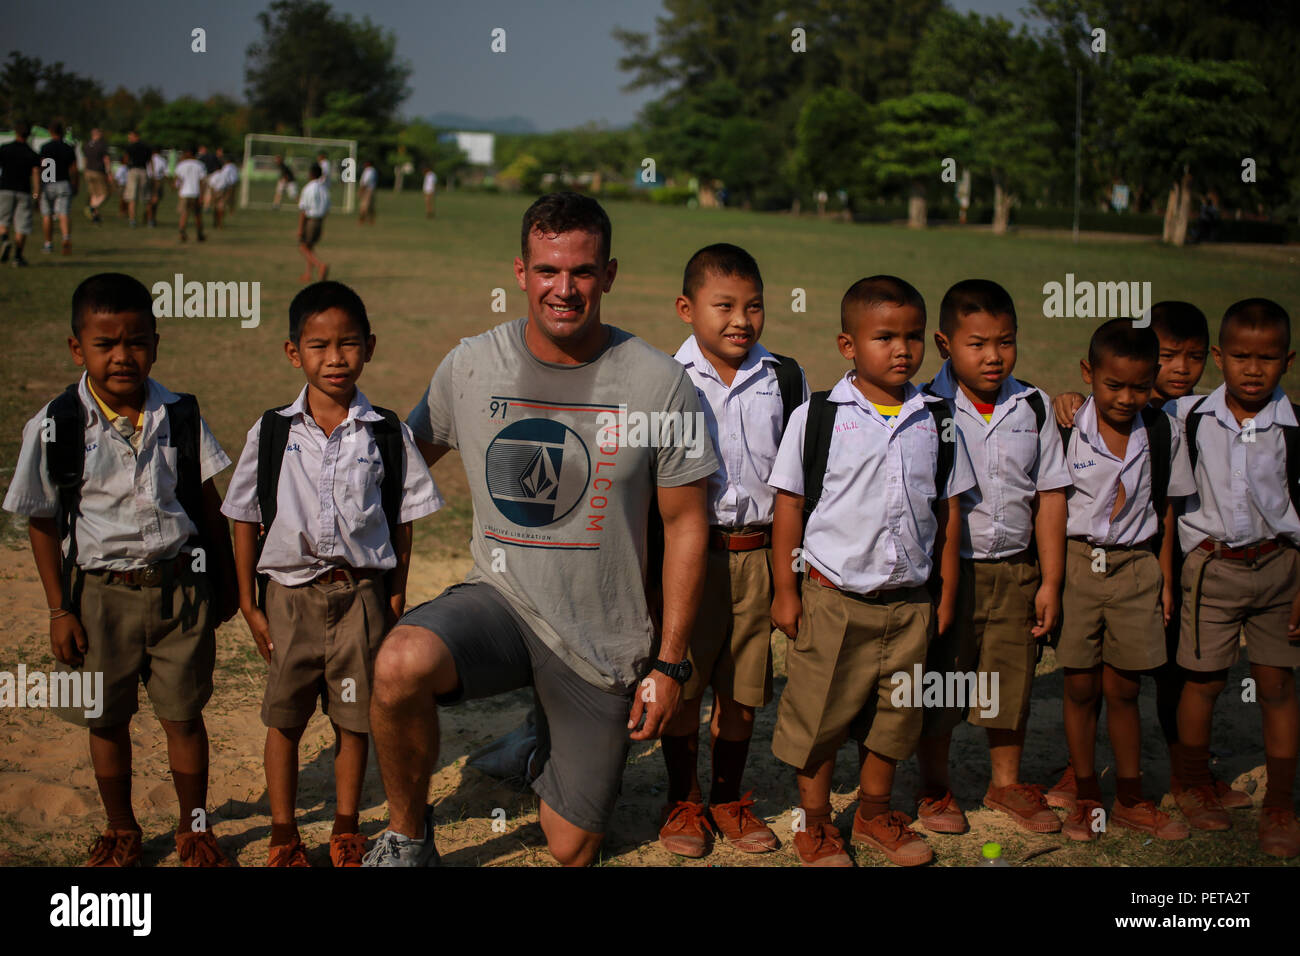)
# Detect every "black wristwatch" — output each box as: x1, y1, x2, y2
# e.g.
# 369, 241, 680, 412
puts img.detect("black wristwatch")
651, 657, 693, 685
